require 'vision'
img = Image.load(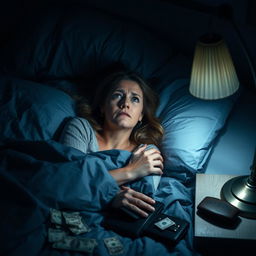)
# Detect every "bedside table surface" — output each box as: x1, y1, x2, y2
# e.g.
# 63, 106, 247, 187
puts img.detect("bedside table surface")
195, 174, 256, 240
